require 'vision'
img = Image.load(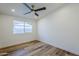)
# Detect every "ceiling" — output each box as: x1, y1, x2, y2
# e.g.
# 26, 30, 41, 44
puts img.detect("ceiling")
0, 3, 65, 20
